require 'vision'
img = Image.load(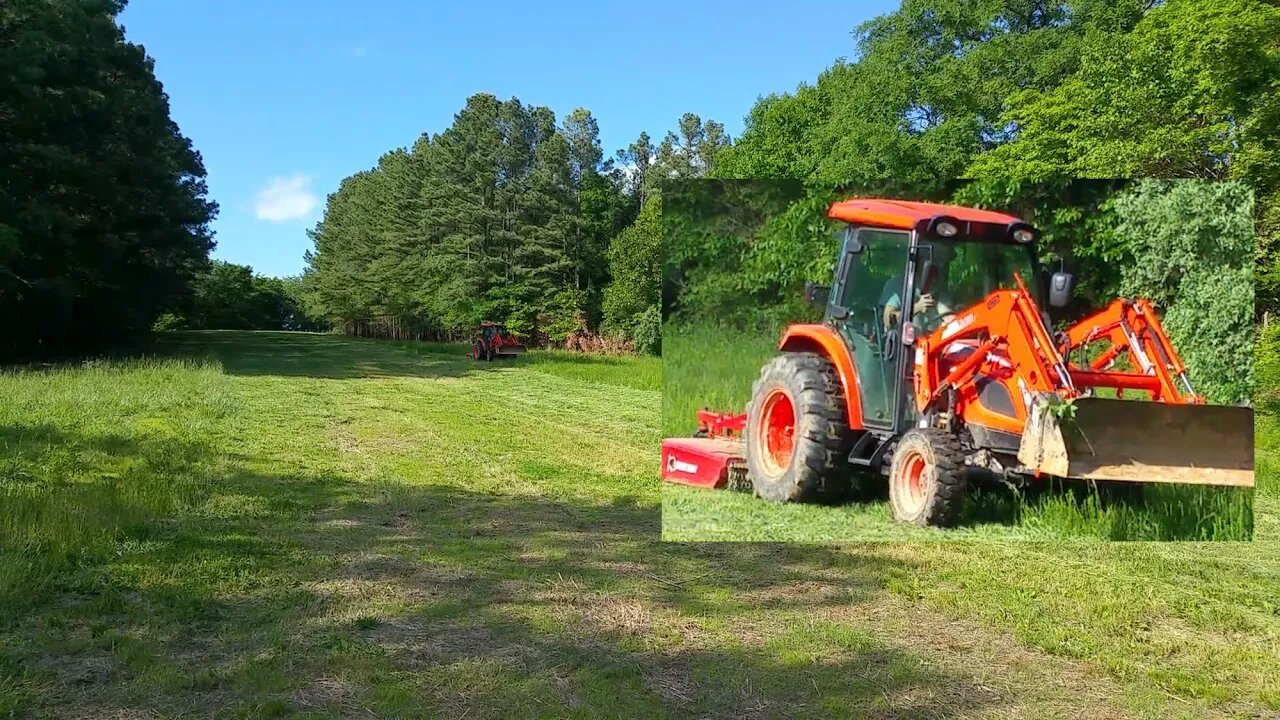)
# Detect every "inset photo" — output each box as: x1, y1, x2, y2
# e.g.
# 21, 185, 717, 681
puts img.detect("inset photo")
661, 179, 1256, 541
